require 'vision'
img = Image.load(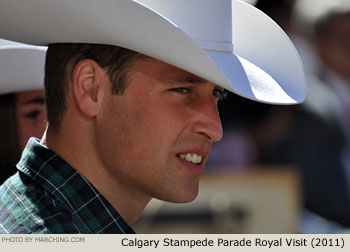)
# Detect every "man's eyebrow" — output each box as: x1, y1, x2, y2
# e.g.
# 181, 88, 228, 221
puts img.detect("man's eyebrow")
23, 97, 45, 105
161, 75, 207, 84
